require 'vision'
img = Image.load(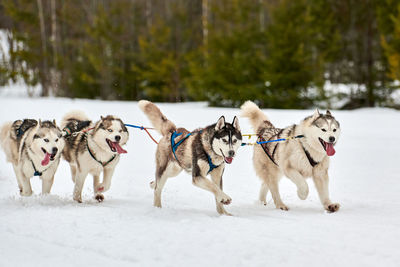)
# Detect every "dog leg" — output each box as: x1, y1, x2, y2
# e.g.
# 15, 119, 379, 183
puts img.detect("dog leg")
284, 168, 309, 200
210, 167, 232, 216
12, 164, 24, 194
93, 174, 104, 202
13, 164, 32, 196
73, 171, 88, 203
313, 171, 340, 212
70, 165, 77, 183
153, 162, 181, 208
97, 167, 116, 193
267, 179, 289, 211
193, 176, 231, 205
259, 183, 269, 205
41, 176, 54, 194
